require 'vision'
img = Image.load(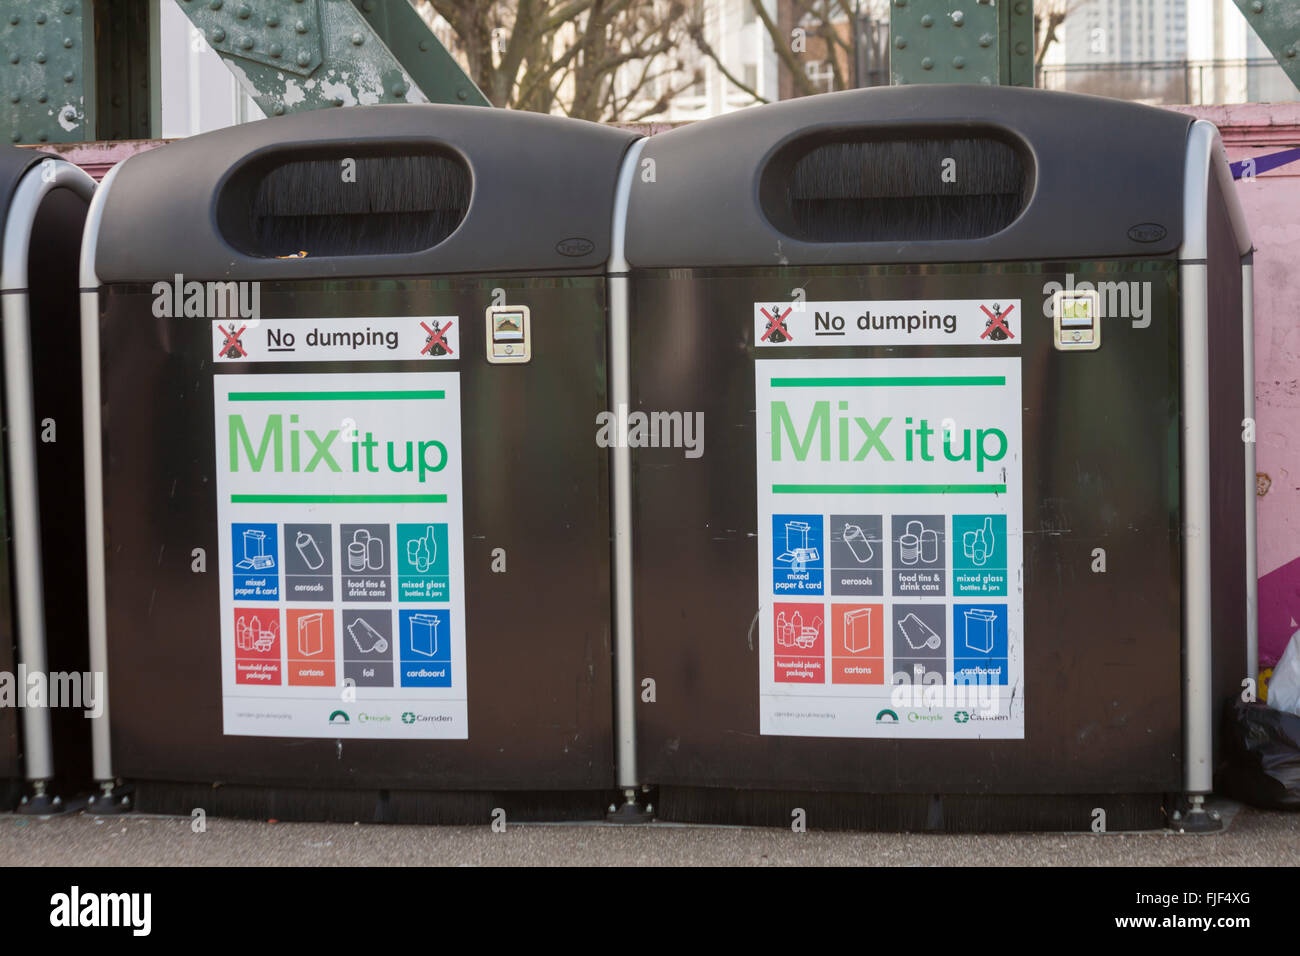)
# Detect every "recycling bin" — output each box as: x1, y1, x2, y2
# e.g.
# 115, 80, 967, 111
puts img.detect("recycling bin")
80, 106, 638, 820
0, 146, 97, 810
620, 86, 1254, 830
